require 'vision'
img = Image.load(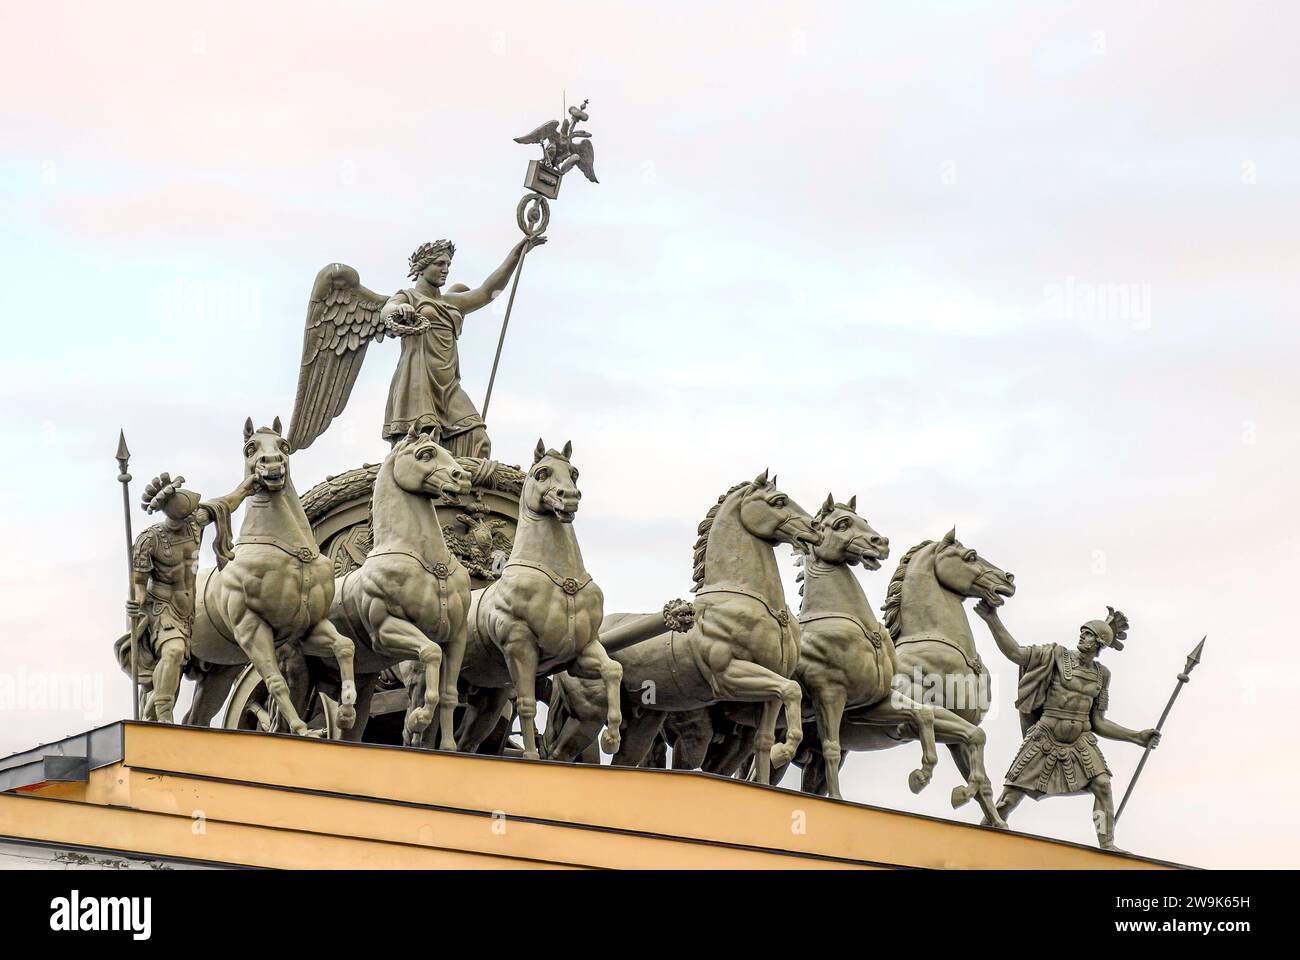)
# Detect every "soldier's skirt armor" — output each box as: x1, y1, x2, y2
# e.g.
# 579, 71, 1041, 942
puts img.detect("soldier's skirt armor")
1005, 657, 1110, 798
